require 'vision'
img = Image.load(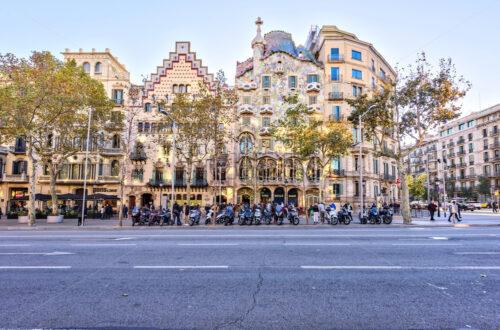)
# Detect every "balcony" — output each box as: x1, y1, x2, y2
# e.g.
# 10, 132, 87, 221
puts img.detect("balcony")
457, 138, 466, 145
490, 141, 500, 149
100, 148, 122, 156
259, 126, 271, 136
379, 173, 396, 181
260, 105, 273, 115
445, 176, 456, 181
3, 173, 28, 182
11, 146, 27, 154
328, 54, 345, 62
306, 82, 321, 92
425, 146, 437, 153
275, 65, 285, 74
465, 174, 477, 179
238, 104, 254, 115
328, 74, 343, 82
240, 124, 256, 135
448, 152, 456, 158
491, 155, 500, 162
489, 129, 500, 137
330, 169, 345, 176
110, 98, 124, 106
130, 152, 147, 162
457, 150, 466, 155
325, 92, 344, 102
328, 114, 345, 122
307, 104, 322, 113
447, 142, 455, 147
457, 162, 467, 168
486, 172, 500, 178
237, 82, 257, 90
447, 164, 457, 169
